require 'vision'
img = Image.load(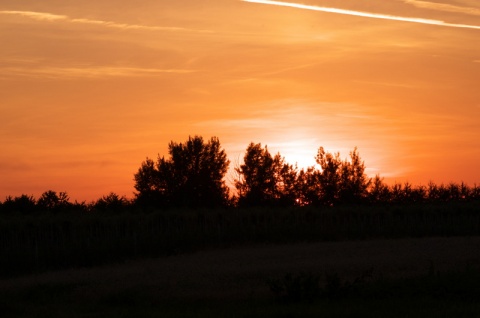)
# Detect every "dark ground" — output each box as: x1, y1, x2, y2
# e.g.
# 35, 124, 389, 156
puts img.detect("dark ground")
1, 236, 480, 317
